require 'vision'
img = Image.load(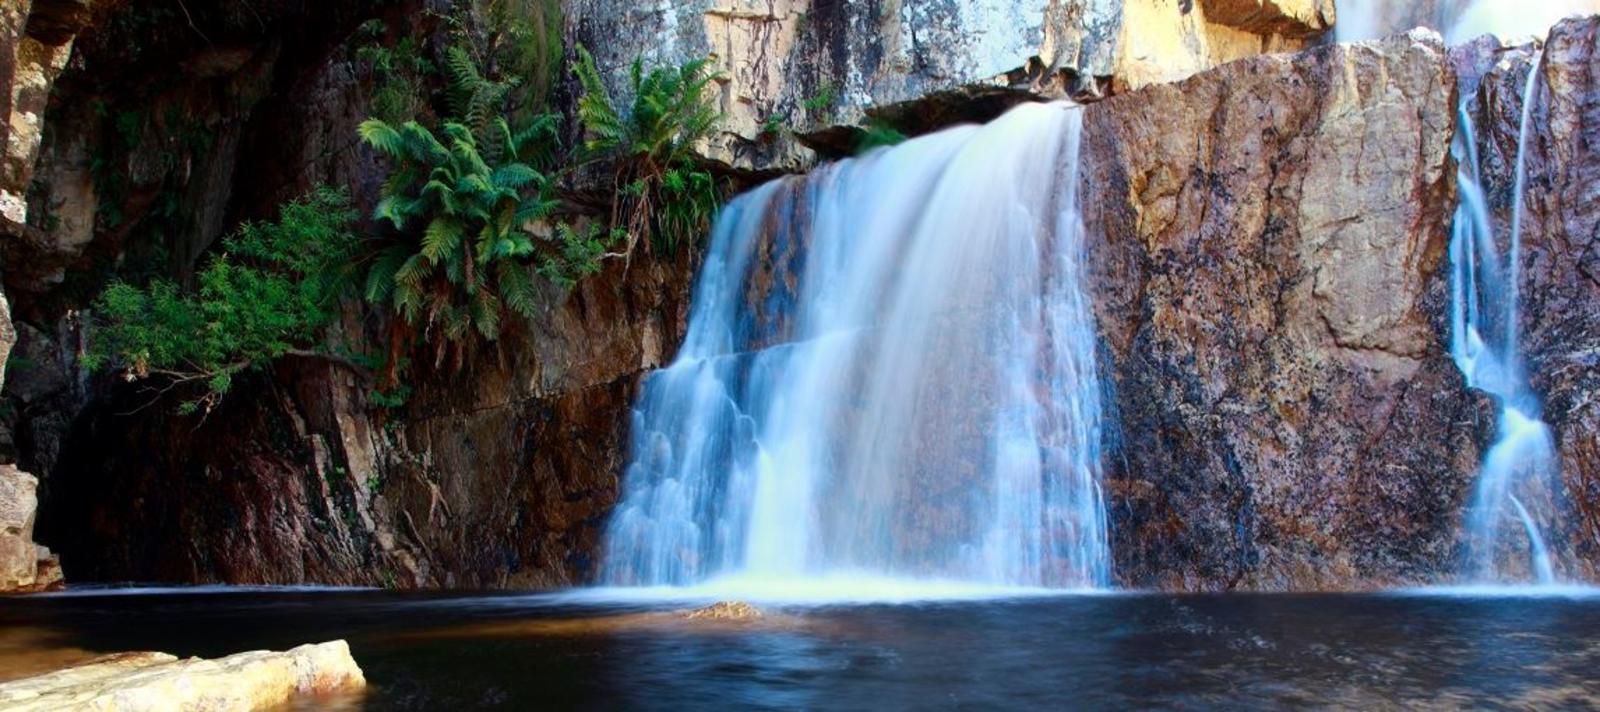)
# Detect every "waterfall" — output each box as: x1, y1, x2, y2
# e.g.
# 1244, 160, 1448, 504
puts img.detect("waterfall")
1451, 55, 1559, 584
600, 101, 1110, 590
